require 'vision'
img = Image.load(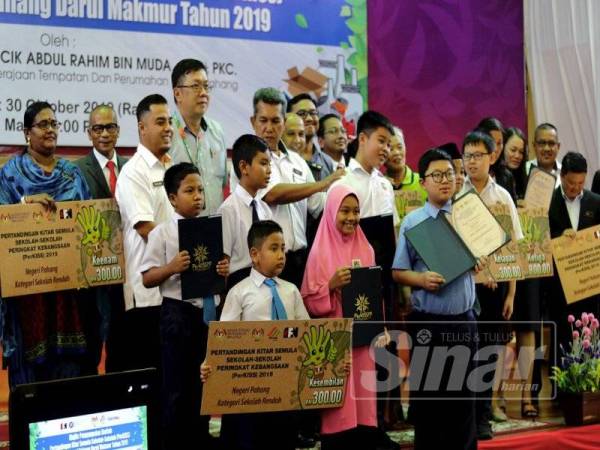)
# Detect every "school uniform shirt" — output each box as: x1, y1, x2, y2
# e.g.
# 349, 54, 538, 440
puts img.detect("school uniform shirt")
393, 201, 476, 315
116, 144, 174, 310
560, 185, 583, 231
461, 176, 524, 240
169, 110, 228, 215
335, 158, 400, 227
217, 184, 272, 273
139, 212, 220, 309
262, 143, 325, 252
221, 268, 310, 321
